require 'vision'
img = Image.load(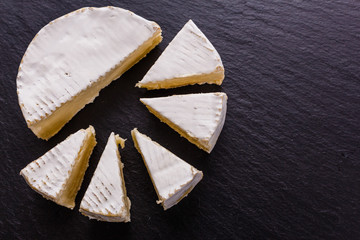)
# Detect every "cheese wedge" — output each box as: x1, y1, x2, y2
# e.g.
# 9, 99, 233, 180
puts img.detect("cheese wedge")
20, 126, 97, 209
17, 7, 162, 140
140, 92, 227, 153
136, 20, 224, 89
131, 128, 203, 210
80, 133, 131, 222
